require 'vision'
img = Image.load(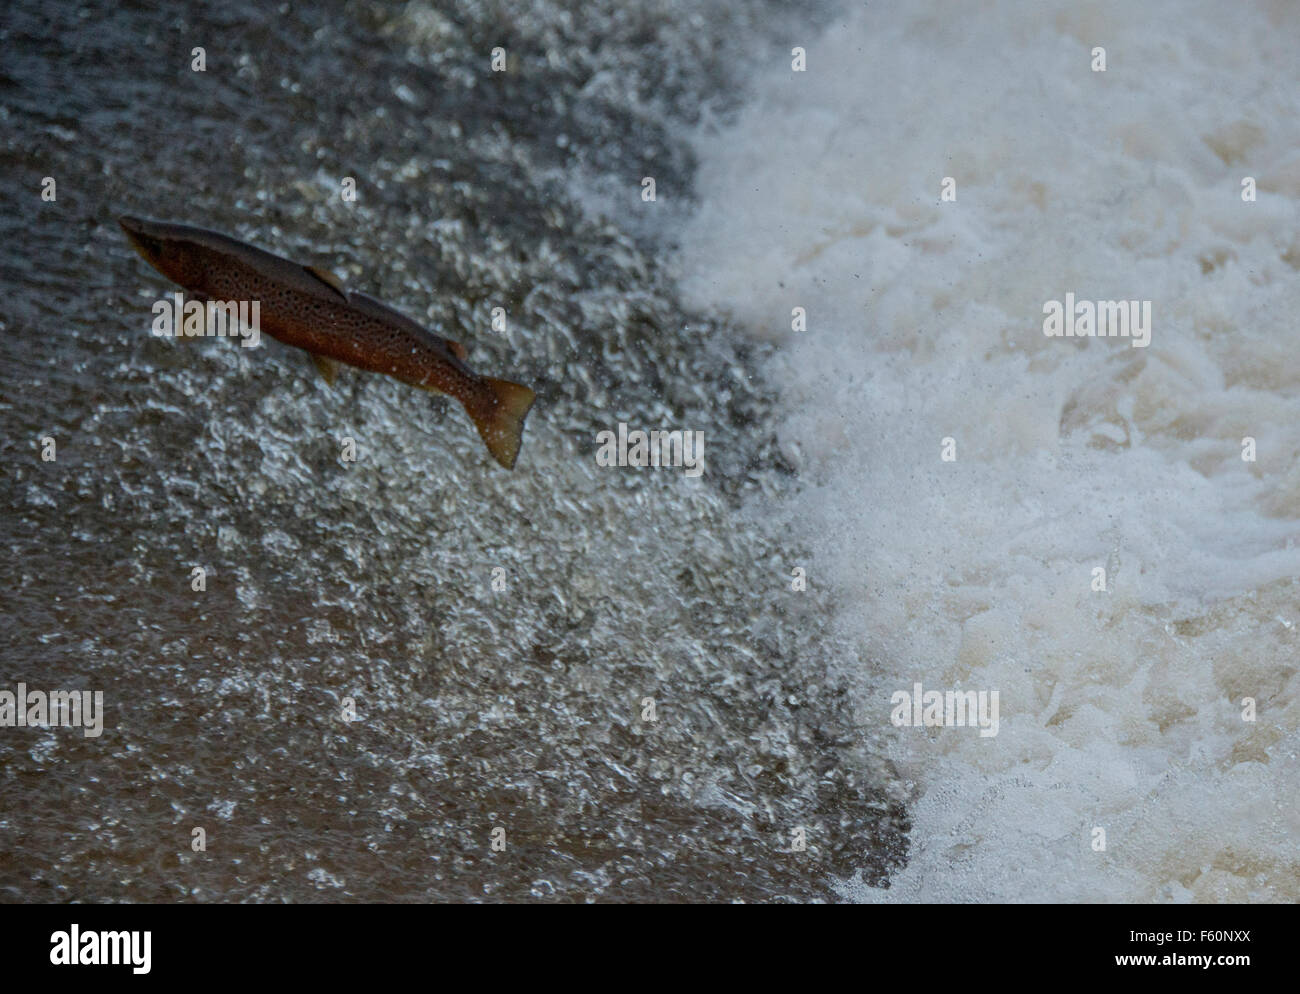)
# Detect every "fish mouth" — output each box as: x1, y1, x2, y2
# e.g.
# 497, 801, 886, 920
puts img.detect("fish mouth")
118, 215, 164, 260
